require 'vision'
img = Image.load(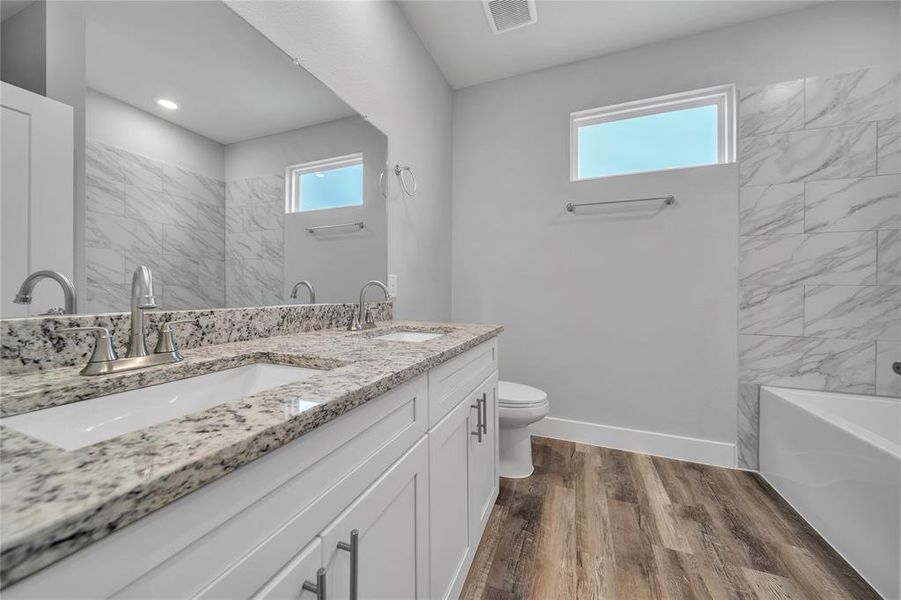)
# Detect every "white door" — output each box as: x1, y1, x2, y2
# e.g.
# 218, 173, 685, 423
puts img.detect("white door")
320, 437, 429, 600
0, 82, 74, 317
468, 373, 499, 544
428, 396, 476, 600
